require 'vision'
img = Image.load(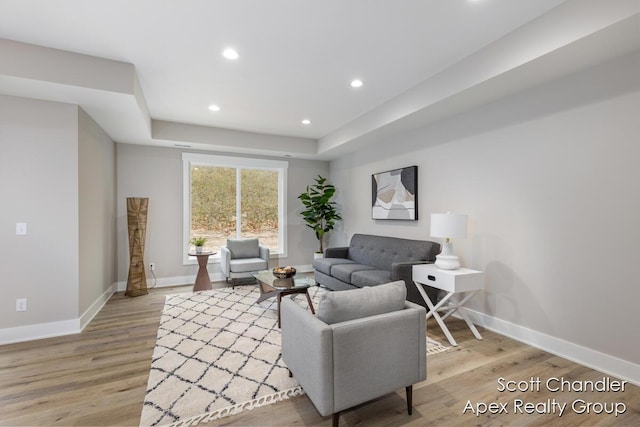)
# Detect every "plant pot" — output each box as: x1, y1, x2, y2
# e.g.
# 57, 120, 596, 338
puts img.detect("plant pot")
314, 252, 323, 259
196, 246, 203, 254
